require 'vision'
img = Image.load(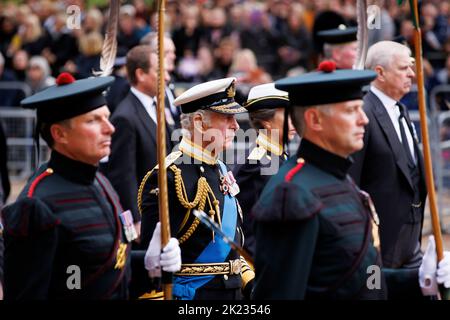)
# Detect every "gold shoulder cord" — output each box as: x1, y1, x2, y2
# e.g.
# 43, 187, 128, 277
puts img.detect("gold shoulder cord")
170, 165, 221, 244
137, 167, 157, 216
137, 163, 222, 244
